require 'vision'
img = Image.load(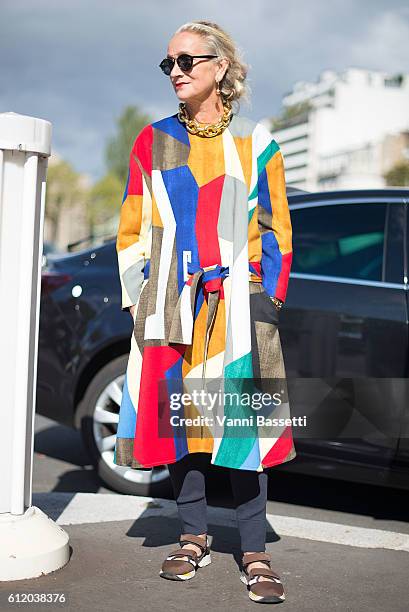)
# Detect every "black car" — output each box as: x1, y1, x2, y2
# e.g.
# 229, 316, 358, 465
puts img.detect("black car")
36, 188, 409, 496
